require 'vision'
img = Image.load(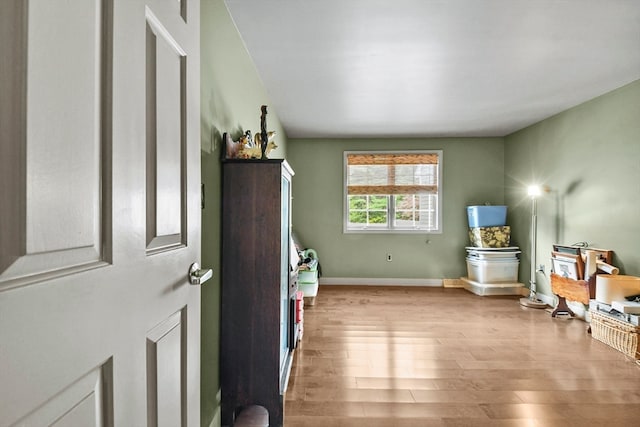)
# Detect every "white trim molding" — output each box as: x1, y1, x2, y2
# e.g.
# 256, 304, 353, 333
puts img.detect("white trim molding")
319, 277, 442, 287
